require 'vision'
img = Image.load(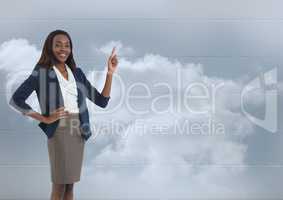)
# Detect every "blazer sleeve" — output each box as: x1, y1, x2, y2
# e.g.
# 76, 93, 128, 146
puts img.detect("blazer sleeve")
77, 67, 110, 108
9, 69, 39, 115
